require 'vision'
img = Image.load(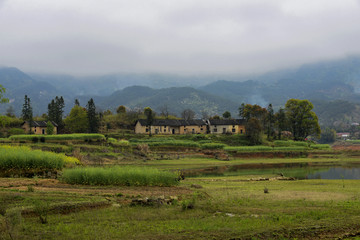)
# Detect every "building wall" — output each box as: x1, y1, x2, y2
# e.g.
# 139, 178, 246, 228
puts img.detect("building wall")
22, 122, 58, 135
179, 125, 207, 134
135, 122, 180, 135
209, 124, 245, 134
134, 121, 245, 135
